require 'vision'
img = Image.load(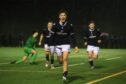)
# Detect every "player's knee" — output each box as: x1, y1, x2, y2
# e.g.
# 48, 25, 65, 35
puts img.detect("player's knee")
93, 54, 98, 59
88, 53, 93, 57
45, 51, 49, 55
23, 56, 27, 61
45, 48, 50, 52
88, 55, 93, 59
63, 58, 67, 62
